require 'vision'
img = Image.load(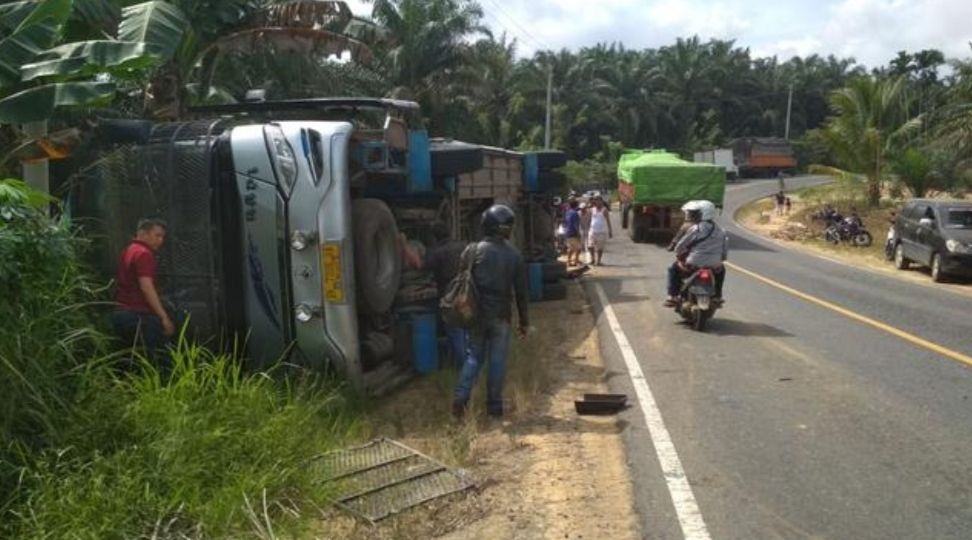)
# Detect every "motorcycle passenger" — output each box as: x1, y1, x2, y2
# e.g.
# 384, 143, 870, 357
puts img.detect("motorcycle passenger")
664, 200, 729, 307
